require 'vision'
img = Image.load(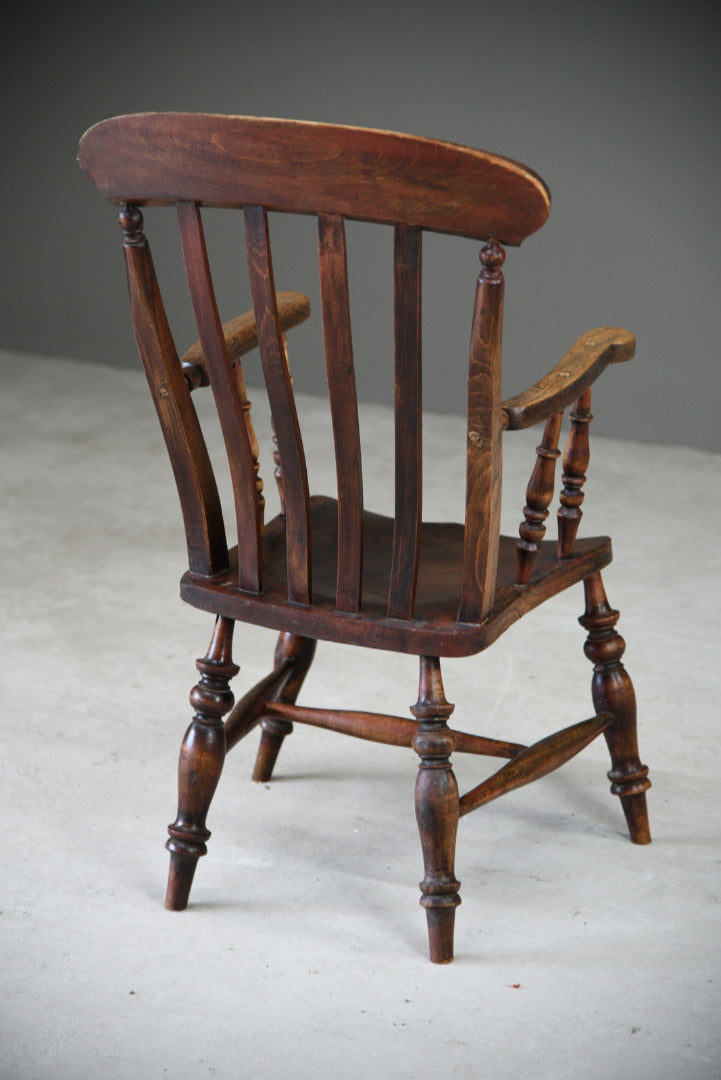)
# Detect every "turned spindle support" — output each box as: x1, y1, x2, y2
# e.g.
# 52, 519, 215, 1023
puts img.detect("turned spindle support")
411, 657, 461, 963
515, 412, 562, 585
558, 389, 592, 557
165, 616, 239, 910
580, 572, 651, 844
